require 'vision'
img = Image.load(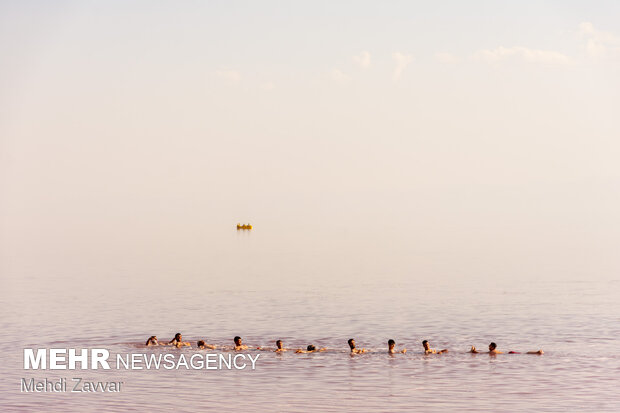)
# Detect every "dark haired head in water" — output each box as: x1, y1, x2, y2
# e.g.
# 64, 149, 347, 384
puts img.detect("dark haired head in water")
274, 339, 286, 352
234, 336, 249, 350
348, 338, 366, 354
485, 342, 503, 354
423, 339, 447, 354
388, 339, 406, 354
168, 333, 190, 348
145, 336, 158, 346
196, 339, 217, 350
296, 344, 325, 353
169, 333, 182, 344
